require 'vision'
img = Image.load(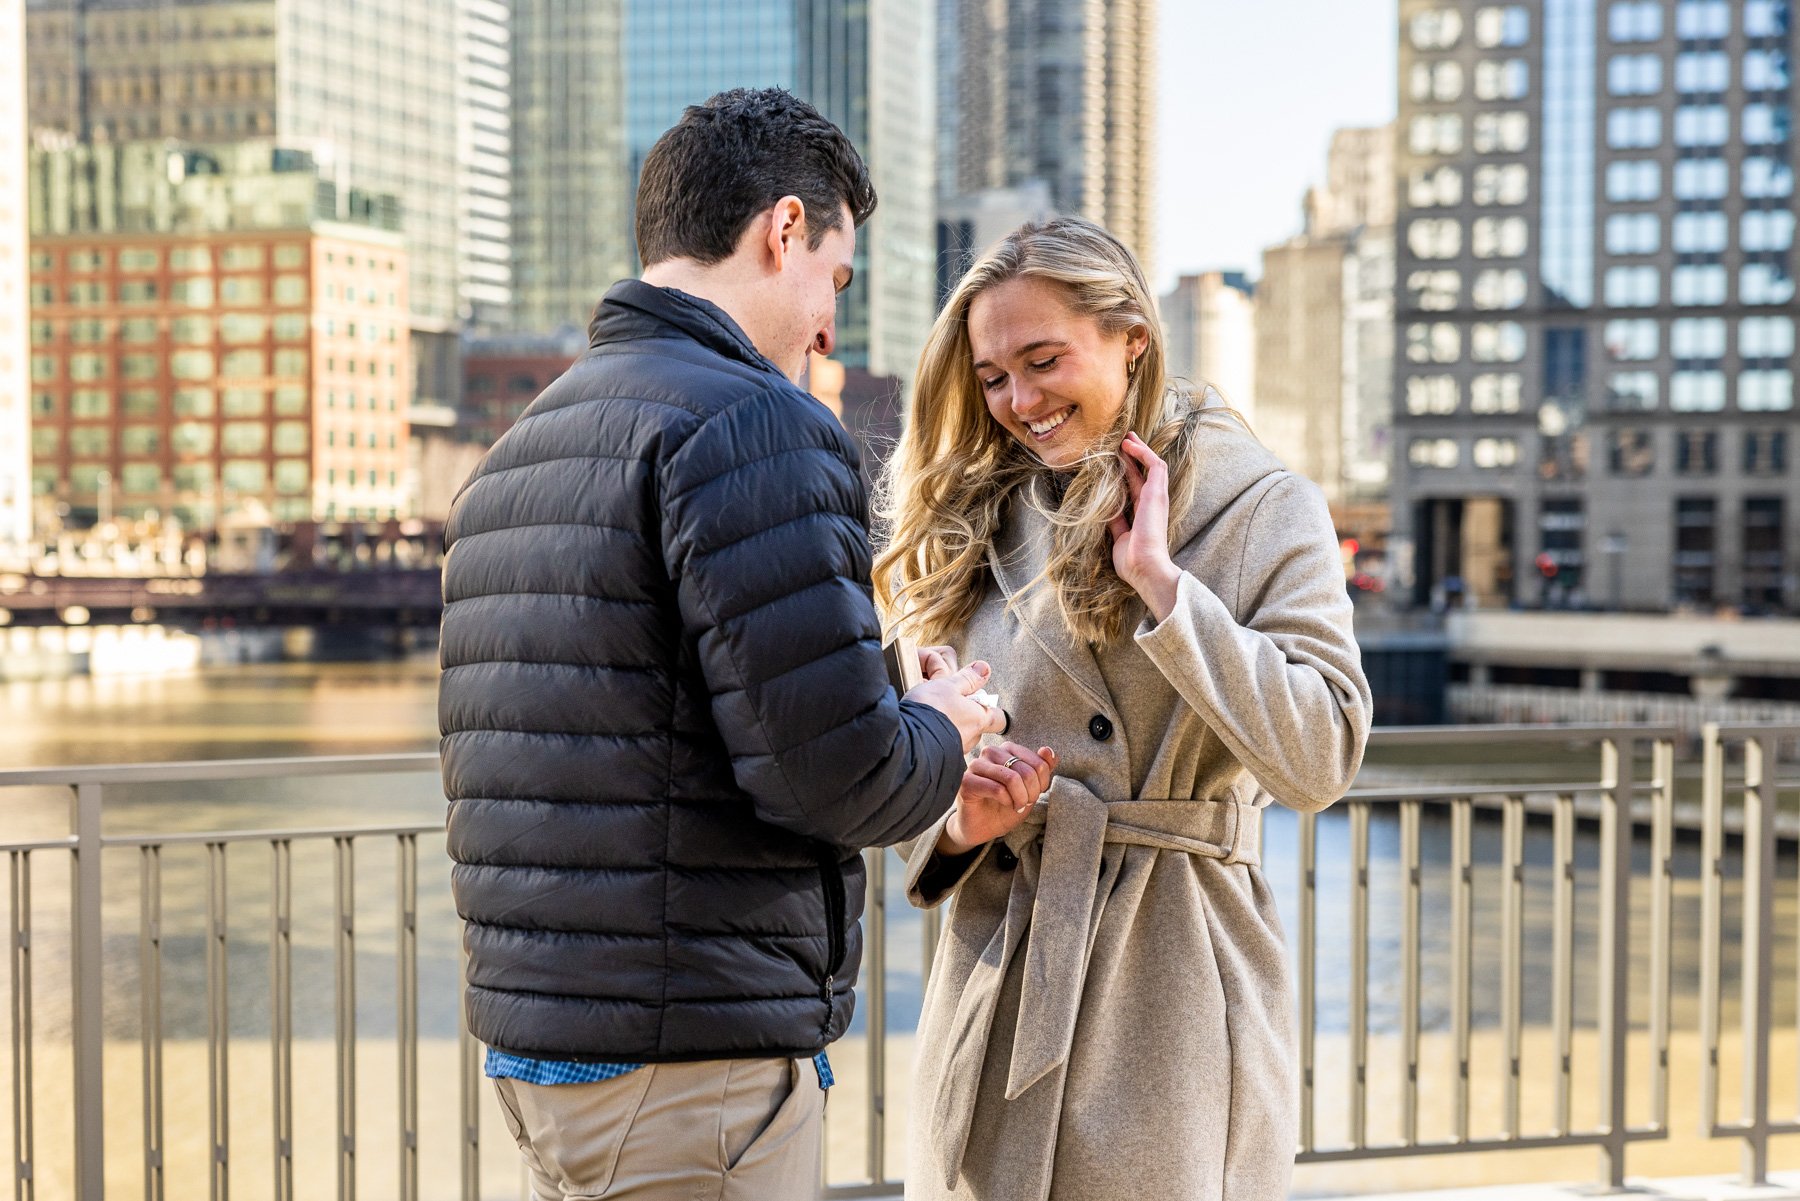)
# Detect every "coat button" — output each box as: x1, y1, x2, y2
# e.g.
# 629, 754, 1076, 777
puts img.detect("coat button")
993, 846, 1019, 871
1088, 713, 1114, 741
